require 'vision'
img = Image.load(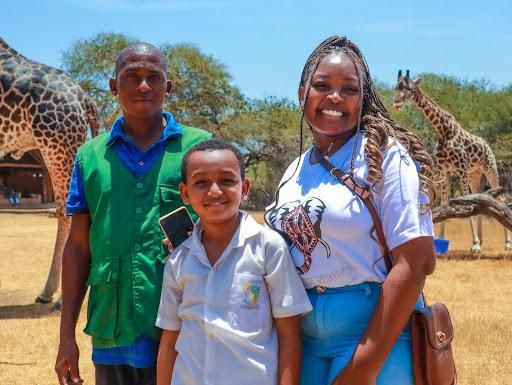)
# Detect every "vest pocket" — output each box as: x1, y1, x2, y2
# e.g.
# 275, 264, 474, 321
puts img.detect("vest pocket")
84, 259, 119, 340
